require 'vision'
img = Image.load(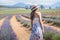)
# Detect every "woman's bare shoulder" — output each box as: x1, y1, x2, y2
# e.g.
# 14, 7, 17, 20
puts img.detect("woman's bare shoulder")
36, 11, 40, 13
35, 12, 41, 17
